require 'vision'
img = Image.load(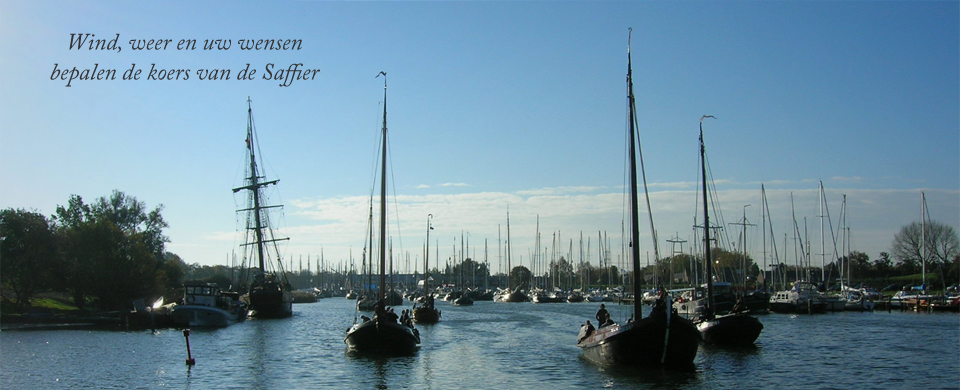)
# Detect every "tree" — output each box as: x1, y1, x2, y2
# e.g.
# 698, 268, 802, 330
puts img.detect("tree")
450, 257, 490, 289
0, 209, 60, 311
53, 191, 170, 310
510, 266, 531, 290
845, 251, 871, 281
891, 220, 960, 276
948, 255, 960, 287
